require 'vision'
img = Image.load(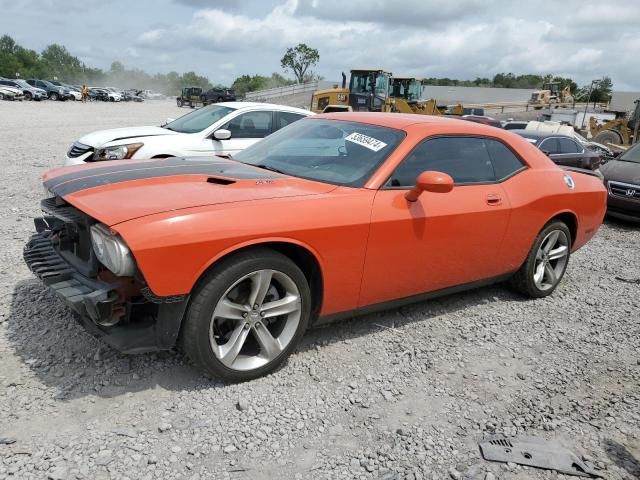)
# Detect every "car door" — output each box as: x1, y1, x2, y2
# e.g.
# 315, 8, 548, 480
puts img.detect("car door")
215, 110, 275, 156
359, 136, 521, 307
541, 137, 576, 167
554, 137, 584, 168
